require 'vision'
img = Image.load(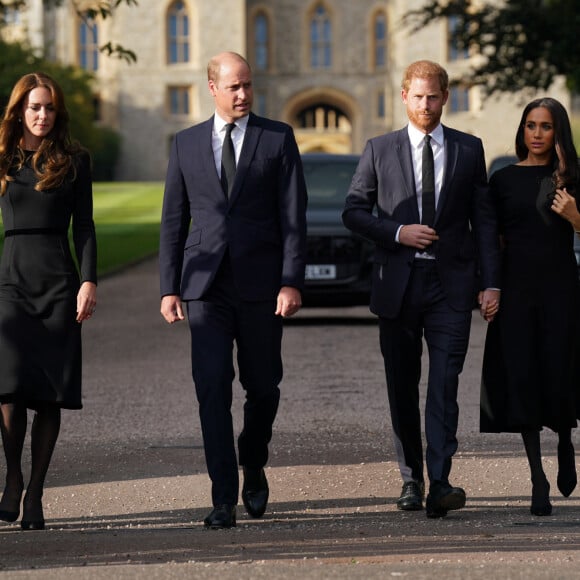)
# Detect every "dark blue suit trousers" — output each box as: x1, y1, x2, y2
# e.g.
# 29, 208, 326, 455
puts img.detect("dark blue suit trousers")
379, 259, 471, 485
186, 254, 282, 506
